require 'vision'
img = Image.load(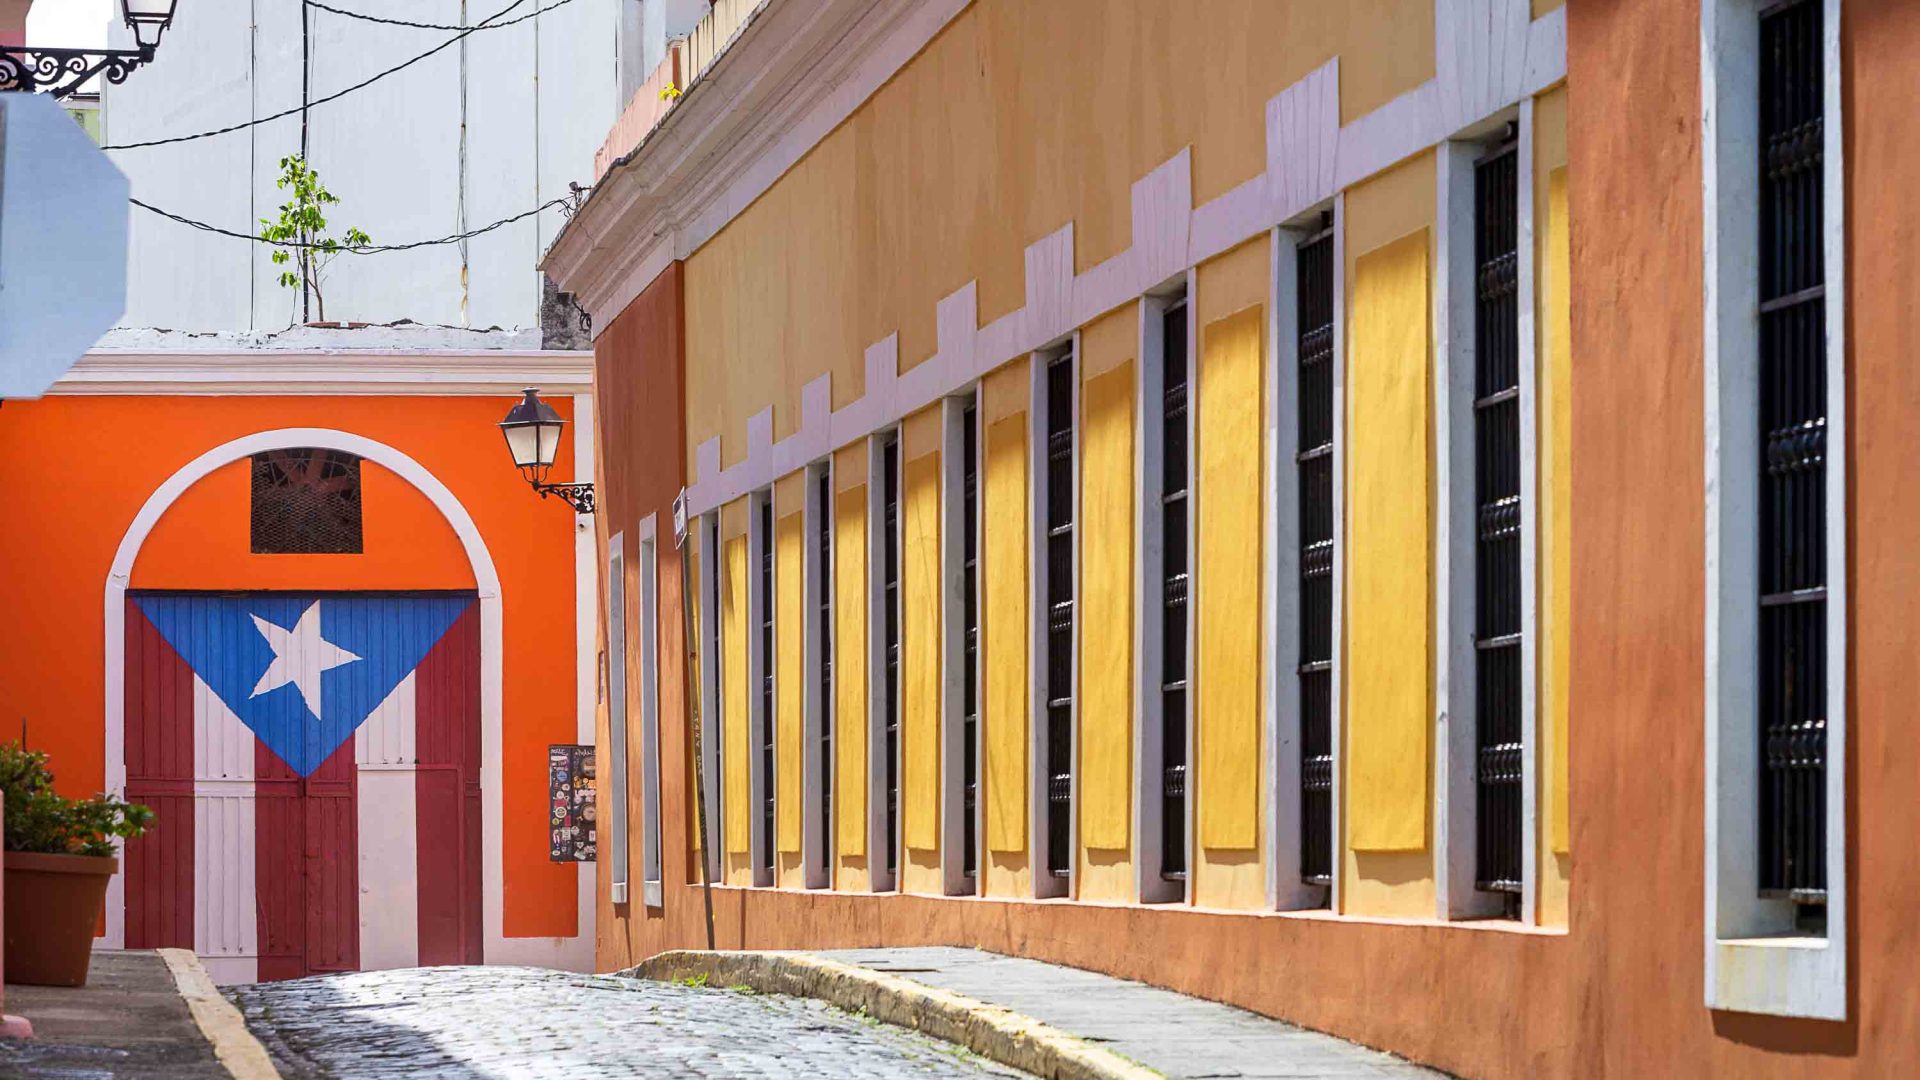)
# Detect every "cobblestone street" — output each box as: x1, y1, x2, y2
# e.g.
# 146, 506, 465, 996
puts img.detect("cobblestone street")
225, 967, 1023, 1079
